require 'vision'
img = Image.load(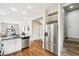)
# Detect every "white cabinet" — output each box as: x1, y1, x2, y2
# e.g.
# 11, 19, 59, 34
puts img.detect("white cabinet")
3, 39, 15, 55
15, 38, 22, 51
2, 38, 22, 55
